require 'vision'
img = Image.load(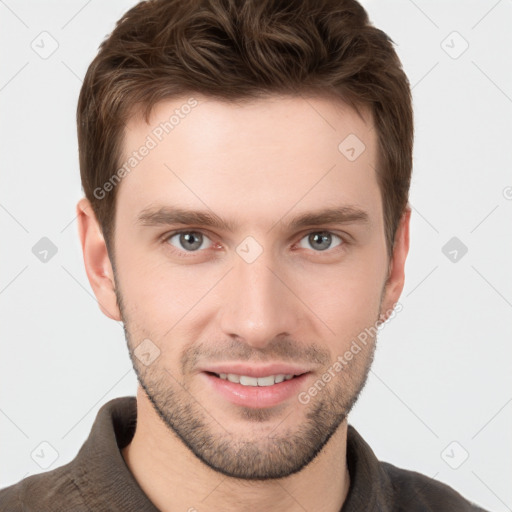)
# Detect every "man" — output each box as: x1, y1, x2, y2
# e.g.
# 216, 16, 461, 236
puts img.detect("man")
0, 0, 490, 510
